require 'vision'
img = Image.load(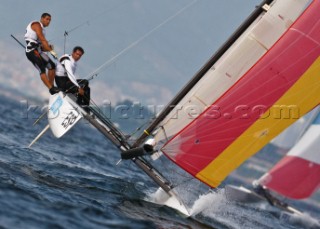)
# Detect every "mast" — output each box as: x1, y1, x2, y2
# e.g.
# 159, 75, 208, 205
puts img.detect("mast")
133, 0, 274, 147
